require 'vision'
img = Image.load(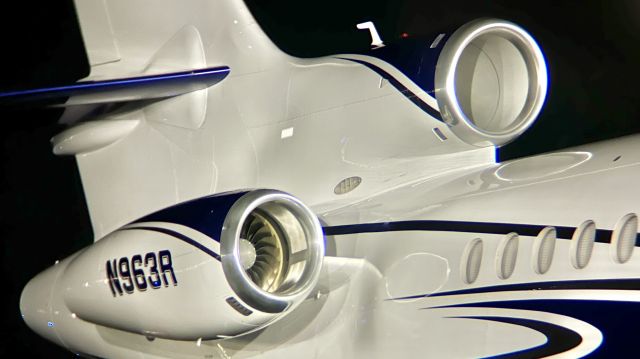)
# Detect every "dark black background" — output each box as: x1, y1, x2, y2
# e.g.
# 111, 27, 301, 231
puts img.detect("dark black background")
2, 1, 640, 357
